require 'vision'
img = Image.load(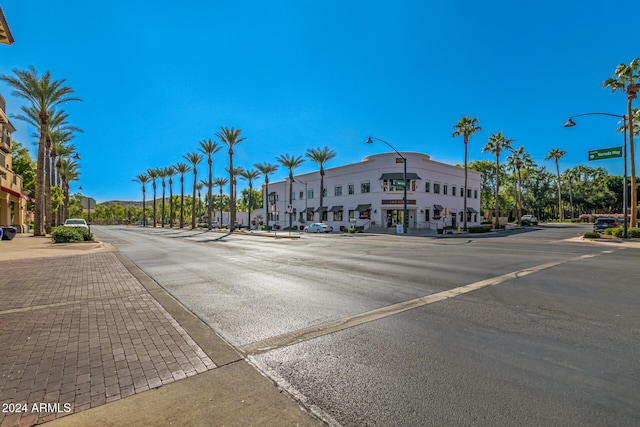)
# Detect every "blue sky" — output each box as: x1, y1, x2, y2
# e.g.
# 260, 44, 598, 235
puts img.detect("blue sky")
0, 1, 635, 203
